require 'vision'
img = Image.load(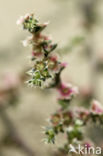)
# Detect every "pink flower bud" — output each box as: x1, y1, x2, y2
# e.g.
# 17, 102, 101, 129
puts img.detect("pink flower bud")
61, 62, 68, 68
32, 51, 43, 57
24, 13, 30, 19
83, 142, 92, 151
44, 35, 52, 41
91, 100, 103, 114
